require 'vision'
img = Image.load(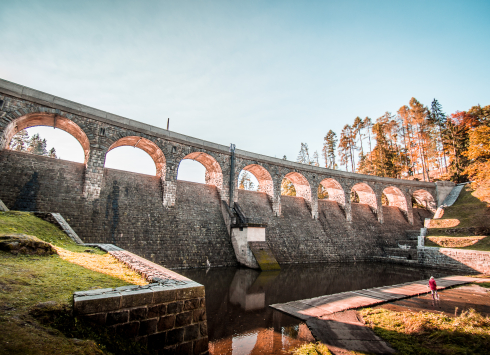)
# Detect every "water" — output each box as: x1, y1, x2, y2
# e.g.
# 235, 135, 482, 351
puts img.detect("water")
178, 262, 451, 355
